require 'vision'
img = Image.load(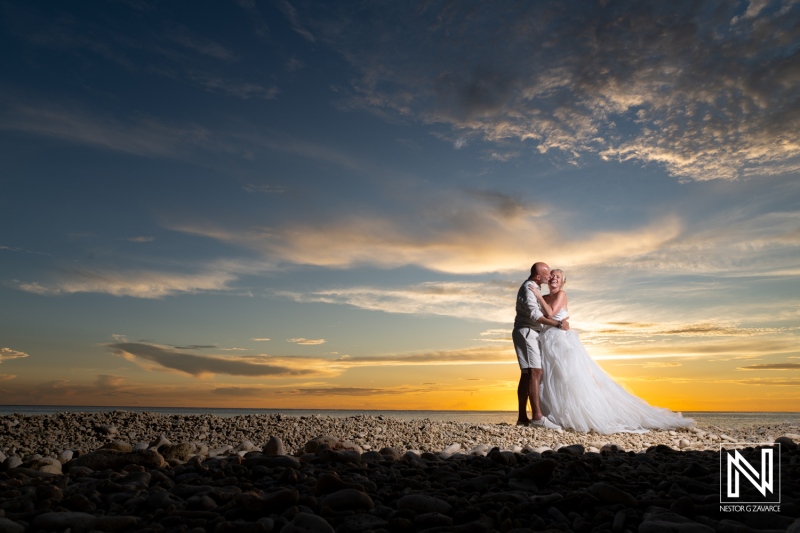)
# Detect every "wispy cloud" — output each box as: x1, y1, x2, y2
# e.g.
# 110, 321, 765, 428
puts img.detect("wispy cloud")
126, 236, 155, 243
110, 342, 319, 377
242, 184, 287, 193
0, 102, 211, 157
252, 337, 271, 342
0, 244, 50, 256
171, 29, 237, 61
189, 72, 279, 99
170, 190, 680, 274
0, 374, 16, 382
738, 362, 800, 371
286, 338, 326, 345
0, 348, 29, 364
279, 281, 514, 323
11, 259, 261, 299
